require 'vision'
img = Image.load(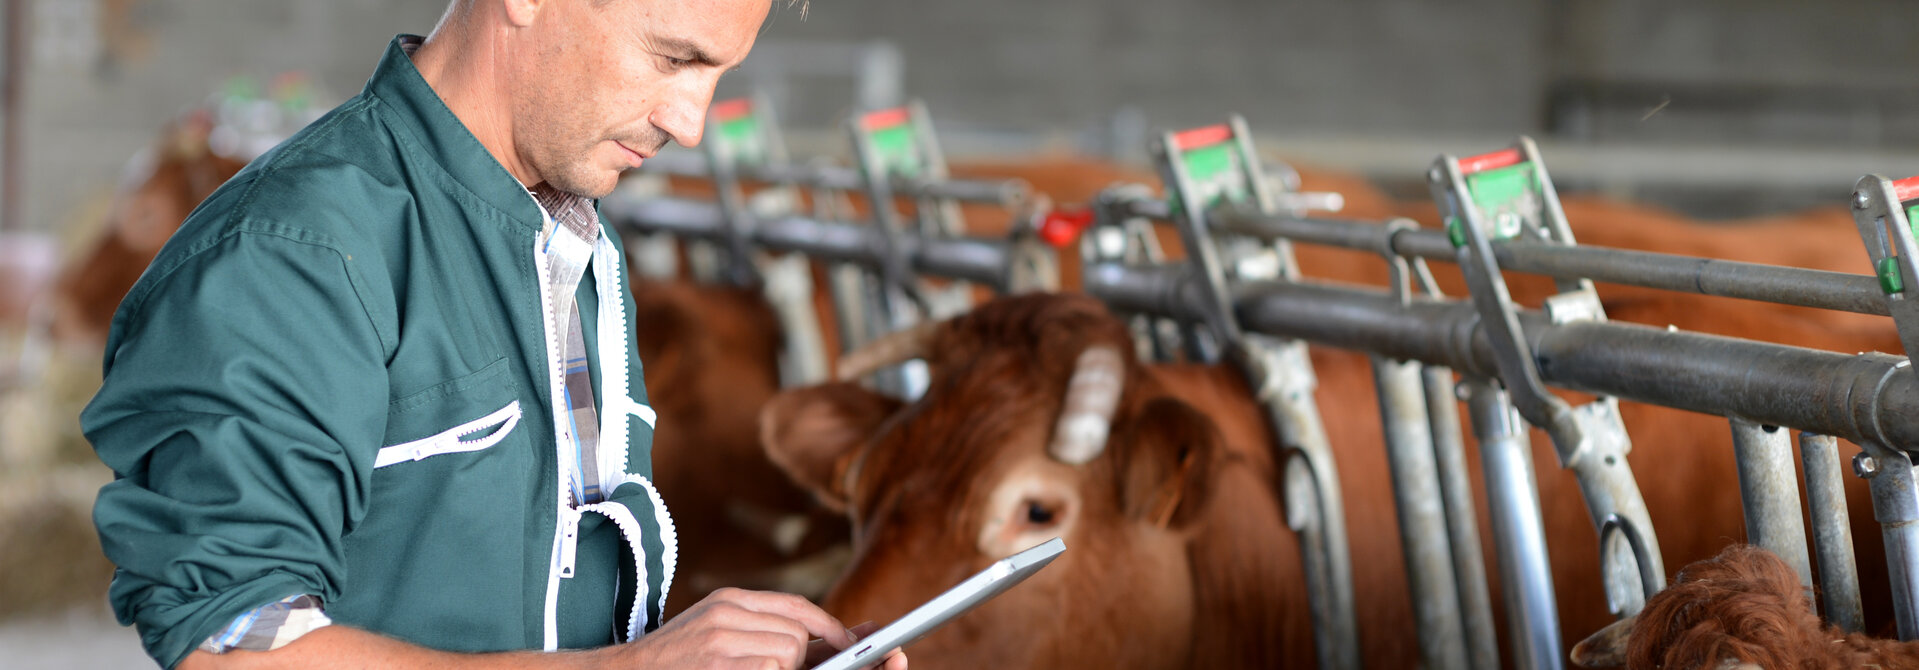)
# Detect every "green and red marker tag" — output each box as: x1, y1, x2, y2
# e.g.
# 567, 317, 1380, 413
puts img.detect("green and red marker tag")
1876, 176, 1919, 294
859, 107, 921, 179
1168, 123, 1251, 217
1447, 146, 1538, 246
709, 98, 766, 166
